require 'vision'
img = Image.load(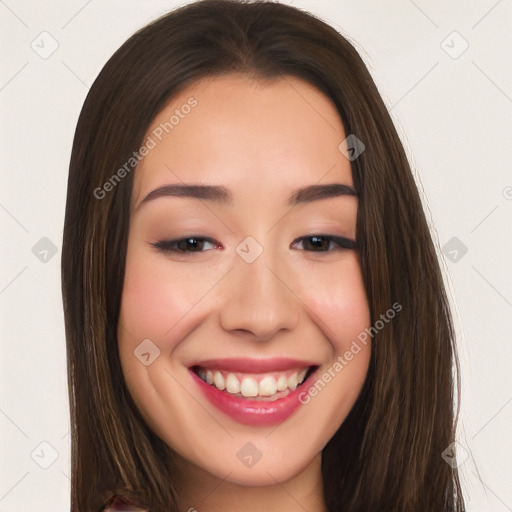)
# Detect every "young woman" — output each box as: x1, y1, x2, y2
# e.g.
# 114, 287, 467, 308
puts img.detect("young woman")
61, 1, 466, 511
